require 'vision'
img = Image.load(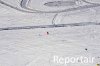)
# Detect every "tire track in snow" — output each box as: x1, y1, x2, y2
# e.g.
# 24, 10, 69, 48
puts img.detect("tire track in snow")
20, 0, 100, 13
0, 22, 100, 31
0, 0, 100, 13
0, 0, 35, 13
